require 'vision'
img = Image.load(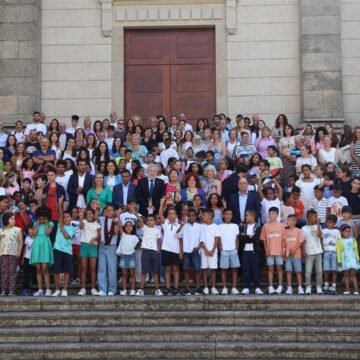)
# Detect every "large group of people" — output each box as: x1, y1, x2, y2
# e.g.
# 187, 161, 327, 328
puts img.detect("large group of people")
0, 111, 359, 297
